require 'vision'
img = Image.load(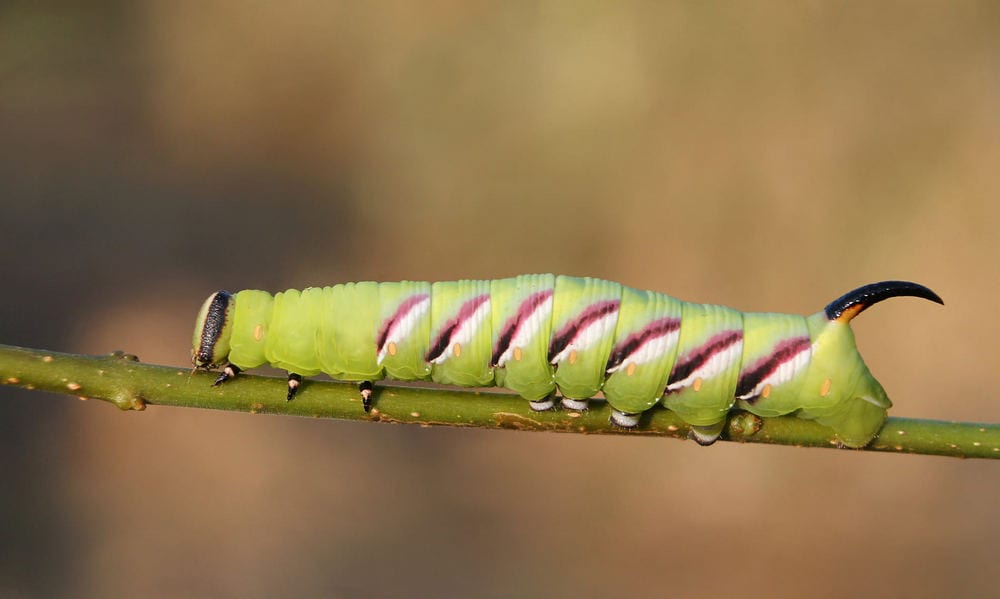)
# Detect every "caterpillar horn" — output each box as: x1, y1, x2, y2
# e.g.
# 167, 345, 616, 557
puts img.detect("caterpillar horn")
824, 281, 944, 323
